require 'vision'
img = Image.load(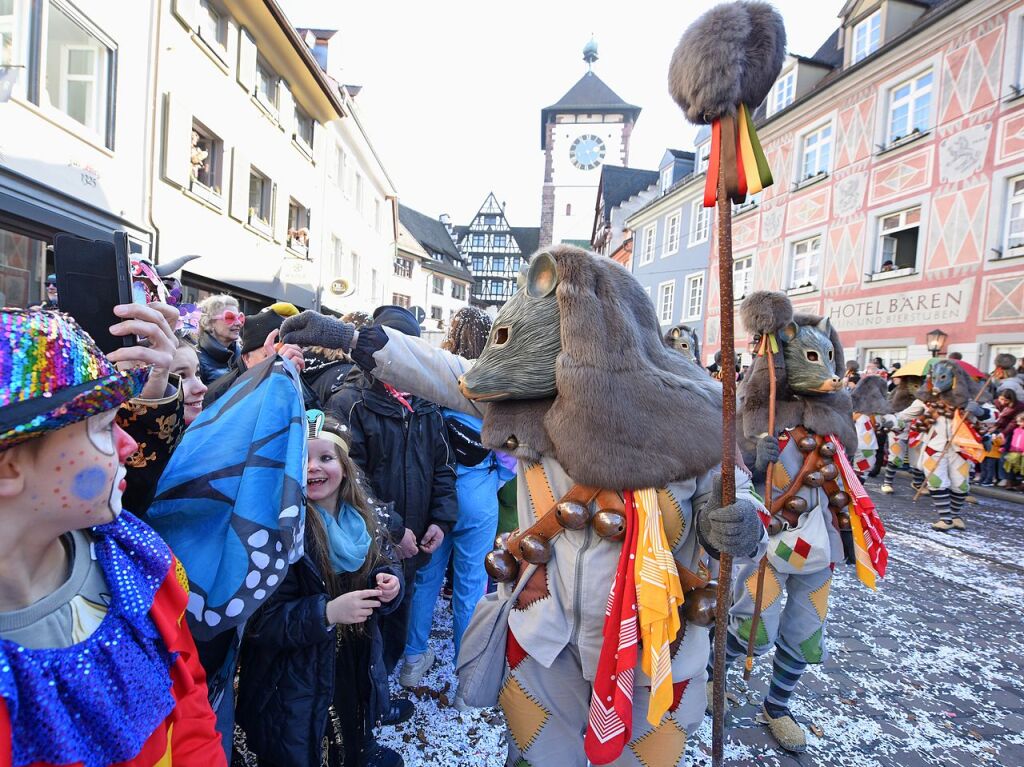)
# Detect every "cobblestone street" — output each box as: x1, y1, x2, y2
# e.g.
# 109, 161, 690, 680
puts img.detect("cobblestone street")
379, 473, 1024, 766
